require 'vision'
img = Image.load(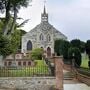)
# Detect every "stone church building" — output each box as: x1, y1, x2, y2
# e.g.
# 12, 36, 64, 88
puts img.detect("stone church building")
22, 6, 67, 57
